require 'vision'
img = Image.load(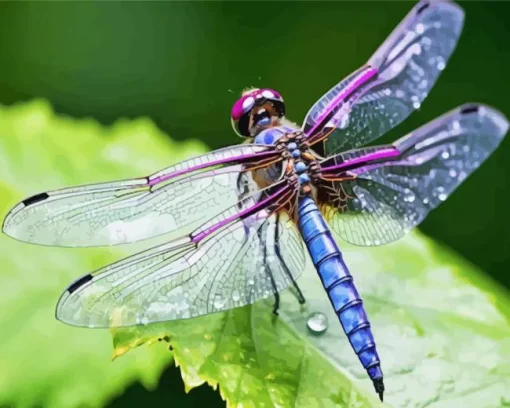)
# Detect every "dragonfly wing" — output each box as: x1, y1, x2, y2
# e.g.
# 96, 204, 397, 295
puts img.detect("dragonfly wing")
56, 183, 305, 328
303, 0, 464, 154
3, 144, 279, 247
318, 104, 509, 246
